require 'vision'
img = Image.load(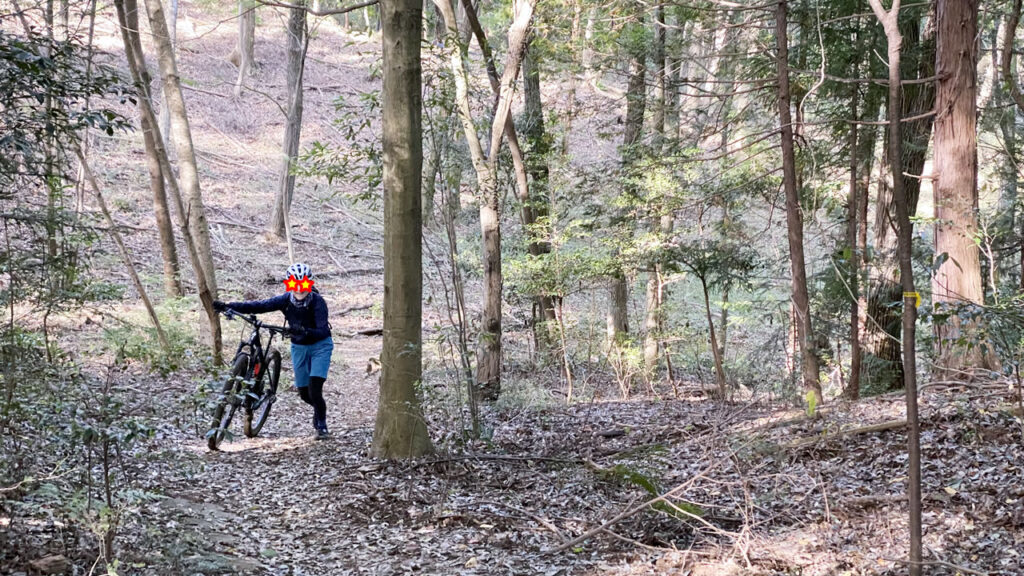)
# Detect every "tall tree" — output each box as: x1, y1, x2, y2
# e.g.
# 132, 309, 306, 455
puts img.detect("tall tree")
116, 0, 182, 297
268, 1, 308, 239
521, 42, 558, 347
142, 0, 222, 361
932, 0, 993, 374
117, 0, 223, 362
435, 0, 537, 400
865, 4, 935, 391
642, 4, 667, 376
869, 0, 923, 572
608, 0, 647, 346
372, 0, 433, 458
458, 0, 550, 352
775, 0, 821, 405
